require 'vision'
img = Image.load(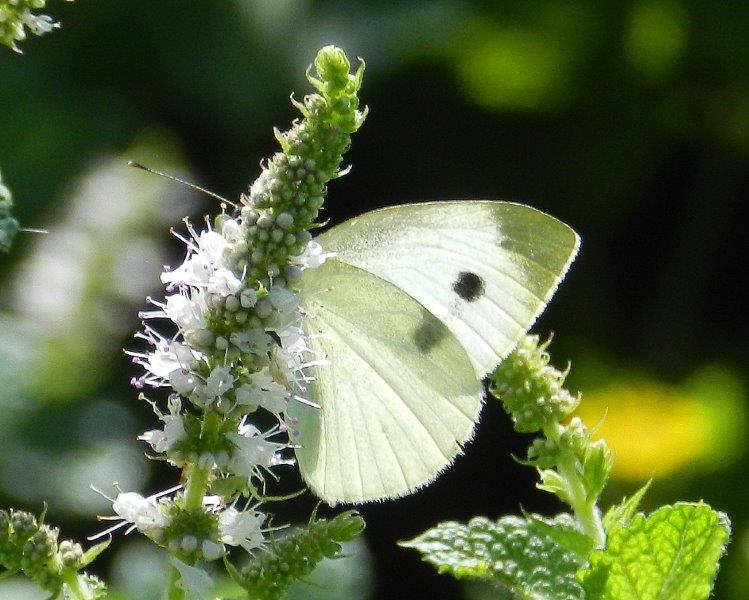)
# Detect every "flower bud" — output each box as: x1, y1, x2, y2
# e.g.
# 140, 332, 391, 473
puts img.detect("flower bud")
490, 335, 579, 432
314, 45, 352, 94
